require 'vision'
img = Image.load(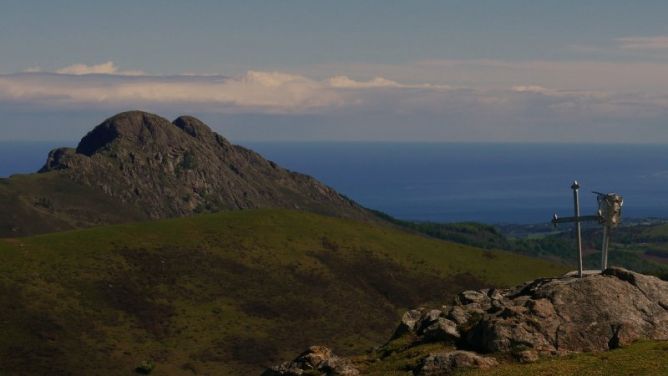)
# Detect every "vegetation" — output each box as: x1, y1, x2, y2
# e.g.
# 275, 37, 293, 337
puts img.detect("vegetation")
372, 210, 668, 279
355, 340, 668, 375
461, 340, 668, 376
0, 171, 148, 236
0, 209, 565, 375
